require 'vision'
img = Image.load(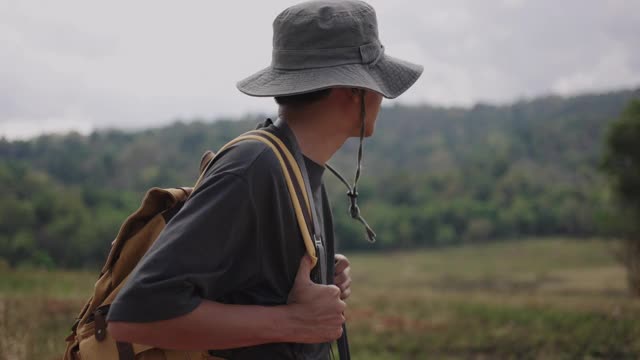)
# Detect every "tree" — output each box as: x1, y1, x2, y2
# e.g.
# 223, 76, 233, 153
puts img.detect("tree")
602, 99, 640, 296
